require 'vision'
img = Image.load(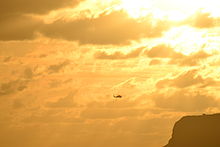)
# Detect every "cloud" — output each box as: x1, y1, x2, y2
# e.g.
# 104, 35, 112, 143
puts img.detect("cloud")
0, 0, 82, 20
186, 11, 216, 28
0, 15, 43, 41
144, 45, 211, 66
209, 56, 220, 66
0, 65, 37, 96
0, 79, 29, 96
169, 50, 212, 66
94, 47, 143, 60
156, 69, 217, 89
153, 89, 218, 112
0, 0, 83, 41
23, 67, 34, 79
46, 92, 77, 108
144, 44, 184, 58
0, 10, 170, 42
41, 11, 170, 45
48, 60, 70, 74
149, 59, 163, 66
